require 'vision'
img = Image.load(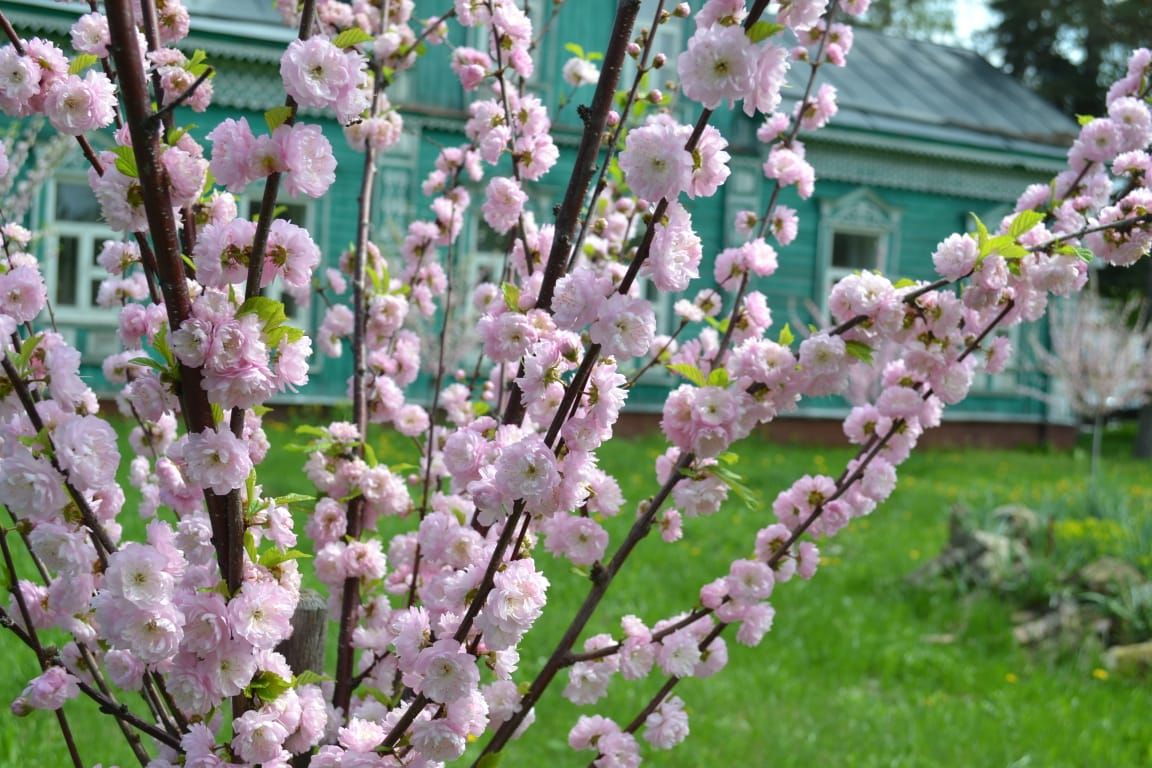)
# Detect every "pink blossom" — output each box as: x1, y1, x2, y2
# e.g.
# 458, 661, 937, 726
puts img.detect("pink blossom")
412, 638, 480, 703
643, 695, 690, 749
410, 718, 467, 762
44, 71, 117, 135
232, 709, 289, 765
590, 294, 655, 359
70, 13, 110, 57
281, 123, 337, 198
229, 580, 295, 649
618, 119, 692, 202
678, 24, 756, 109
744, 43, 790, 116
183, 426, 252, 495
932, 233, 979, 281
483, 176, 527, 235
11, 667, 78, 715
644, 202, 702, 291
280, 37, 369, 123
